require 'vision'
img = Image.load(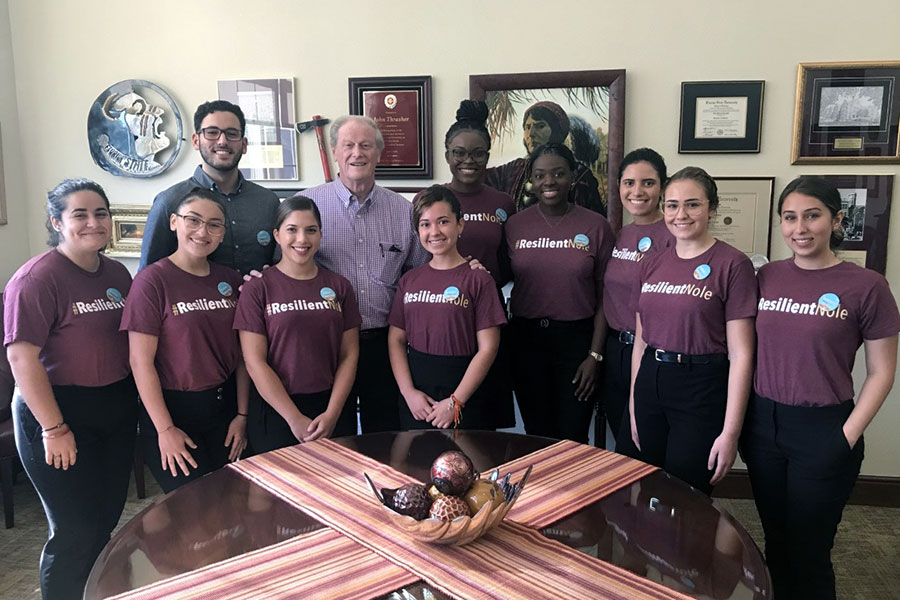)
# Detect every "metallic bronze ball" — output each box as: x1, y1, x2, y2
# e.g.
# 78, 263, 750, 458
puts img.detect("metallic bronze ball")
430, 450, 476, 496
388, 483, 432, 521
